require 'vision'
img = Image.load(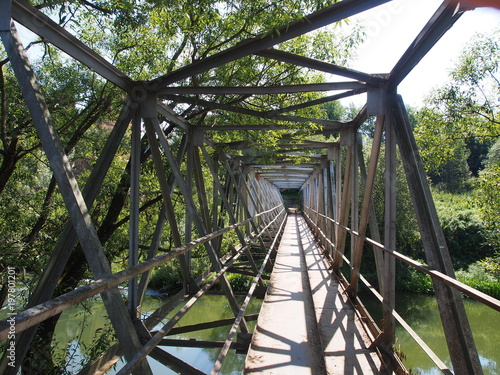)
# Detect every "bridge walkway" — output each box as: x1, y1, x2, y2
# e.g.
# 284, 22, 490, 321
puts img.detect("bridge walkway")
244, 213, 386, 375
